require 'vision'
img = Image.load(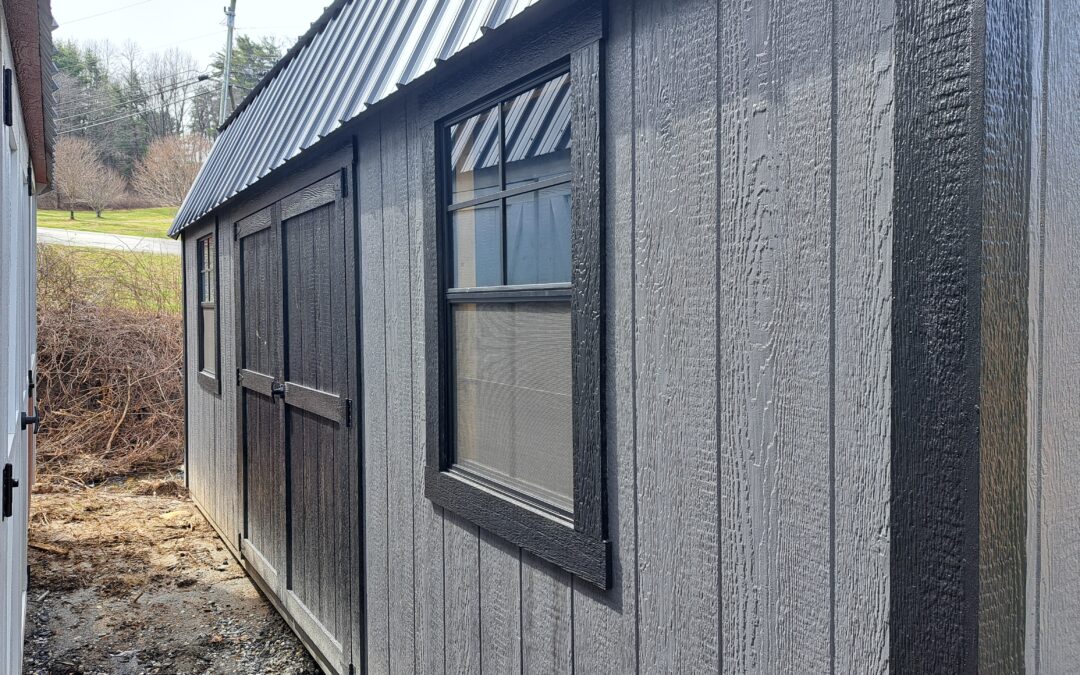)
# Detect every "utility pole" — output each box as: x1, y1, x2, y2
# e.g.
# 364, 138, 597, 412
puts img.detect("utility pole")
218, 0, 237, 125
